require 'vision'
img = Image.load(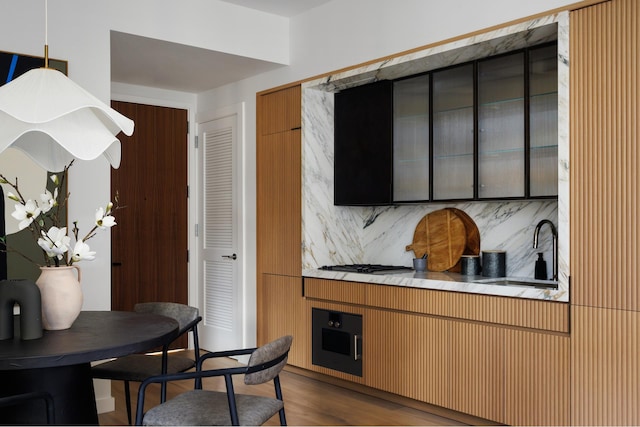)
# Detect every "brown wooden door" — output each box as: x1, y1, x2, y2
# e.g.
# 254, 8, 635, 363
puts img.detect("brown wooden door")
110, 101, 188, 318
